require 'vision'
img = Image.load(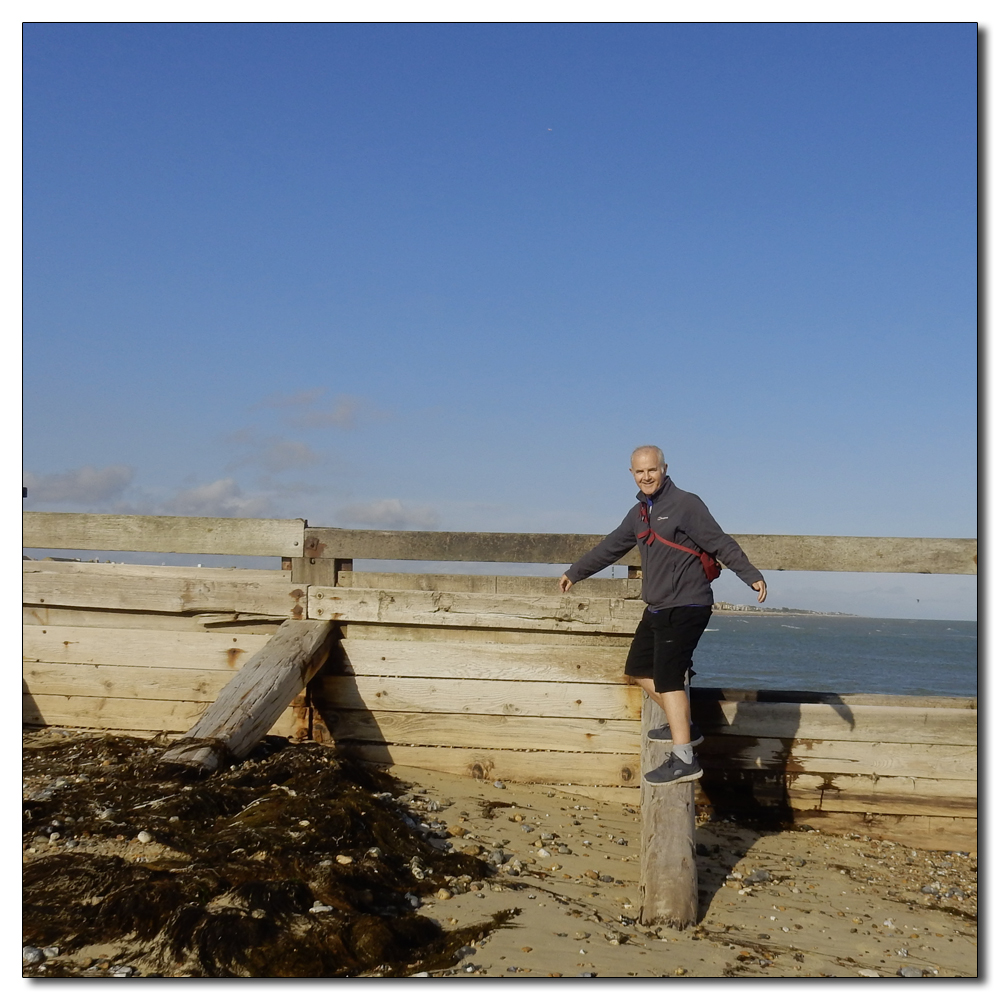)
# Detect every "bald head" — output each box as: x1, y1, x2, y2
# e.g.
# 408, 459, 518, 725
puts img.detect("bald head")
630, 446, 667, 496
631, 445, 665, 468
